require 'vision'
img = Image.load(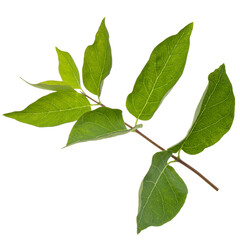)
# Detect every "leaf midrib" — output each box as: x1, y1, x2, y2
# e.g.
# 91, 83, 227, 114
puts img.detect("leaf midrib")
60, 51, 79, 87
136, 30, 186, 120
94, 41, 108, 96
138, 163, 169, 224
19, 105, 89, 115
180, 69, 224, 149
